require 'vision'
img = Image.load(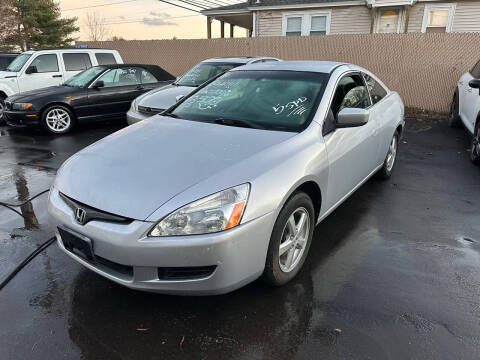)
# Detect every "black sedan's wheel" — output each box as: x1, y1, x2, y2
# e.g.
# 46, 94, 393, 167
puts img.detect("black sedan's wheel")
471, 122, 480, 165
448, 92, 462, 128
263, 191, 314, 286
42, 105, 75, 134
377, 130, 399, 180
0, 97, 6, 124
